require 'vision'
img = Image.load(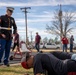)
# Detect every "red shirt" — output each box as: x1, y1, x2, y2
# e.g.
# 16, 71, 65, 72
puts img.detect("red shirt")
61, 37, 68, 44
35, 35, 41, 43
